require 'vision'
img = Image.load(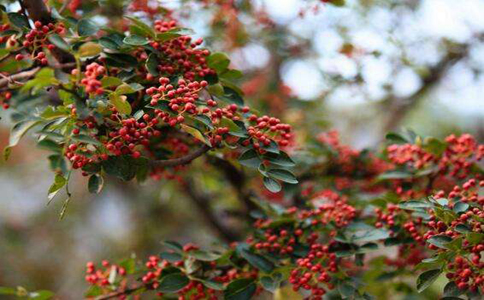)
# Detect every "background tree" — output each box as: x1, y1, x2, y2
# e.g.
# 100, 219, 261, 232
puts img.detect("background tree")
0, 0, 482, 299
